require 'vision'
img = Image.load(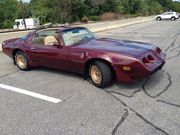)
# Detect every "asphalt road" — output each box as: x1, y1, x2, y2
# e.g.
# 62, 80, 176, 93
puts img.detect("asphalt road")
0, 19, 180, 135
